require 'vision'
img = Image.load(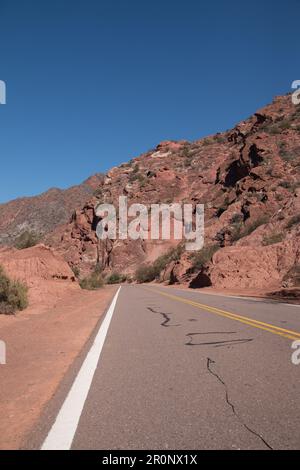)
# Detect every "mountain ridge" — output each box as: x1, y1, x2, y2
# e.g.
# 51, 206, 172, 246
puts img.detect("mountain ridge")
1, 93, 300, 292
0, 173, 104, 246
